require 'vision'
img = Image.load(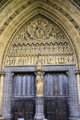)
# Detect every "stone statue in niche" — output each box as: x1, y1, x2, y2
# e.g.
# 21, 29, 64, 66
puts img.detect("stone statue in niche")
36, 59, 43, 72
50, 43, 53, 52
65, 56, 69, 63
36, 27, 44, 39
54, 43, 58, 52
35, 59, 44, 96
36, 72, 43, 96
63, 42, 68, 52
69, 55, 74, 63
58, 43, 63, 52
